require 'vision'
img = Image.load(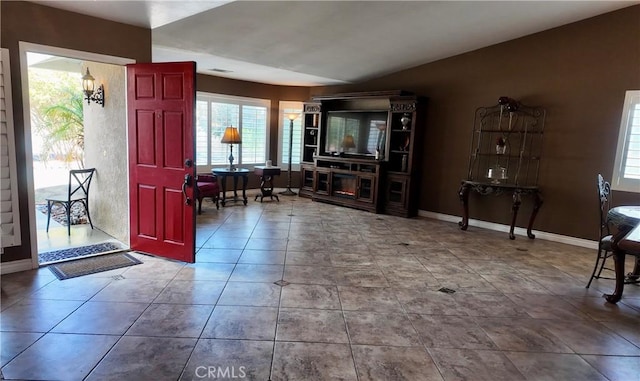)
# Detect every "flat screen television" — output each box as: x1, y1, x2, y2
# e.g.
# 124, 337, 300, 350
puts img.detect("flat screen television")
323, 110, 388, 158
